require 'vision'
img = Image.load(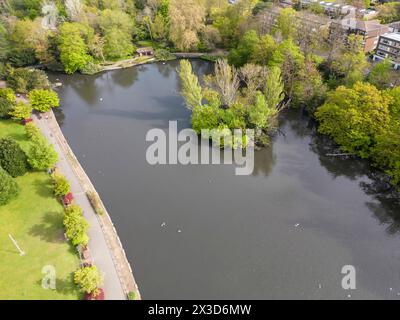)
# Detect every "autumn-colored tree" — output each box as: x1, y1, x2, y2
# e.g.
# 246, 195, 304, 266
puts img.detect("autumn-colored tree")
169, 0, 205, 51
